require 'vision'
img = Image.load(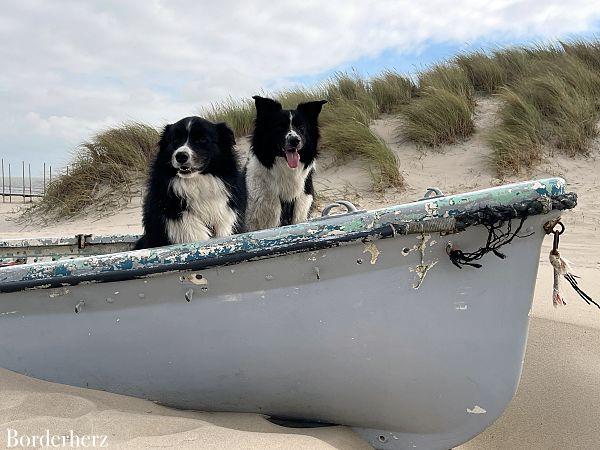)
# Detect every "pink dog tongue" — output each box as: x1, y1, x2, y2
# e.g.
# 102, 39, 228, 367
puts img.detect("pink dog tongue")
285, 151, 300, 169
